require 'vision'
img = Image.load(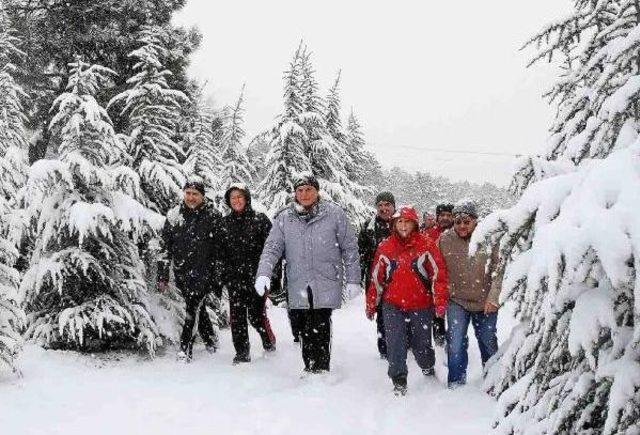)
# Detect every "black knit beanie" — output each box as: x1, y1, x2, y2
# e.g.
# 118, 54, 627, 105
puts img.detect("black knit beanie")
375, 191, 395, 206
183, 179, 205, 196
293, 173, 320, 191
